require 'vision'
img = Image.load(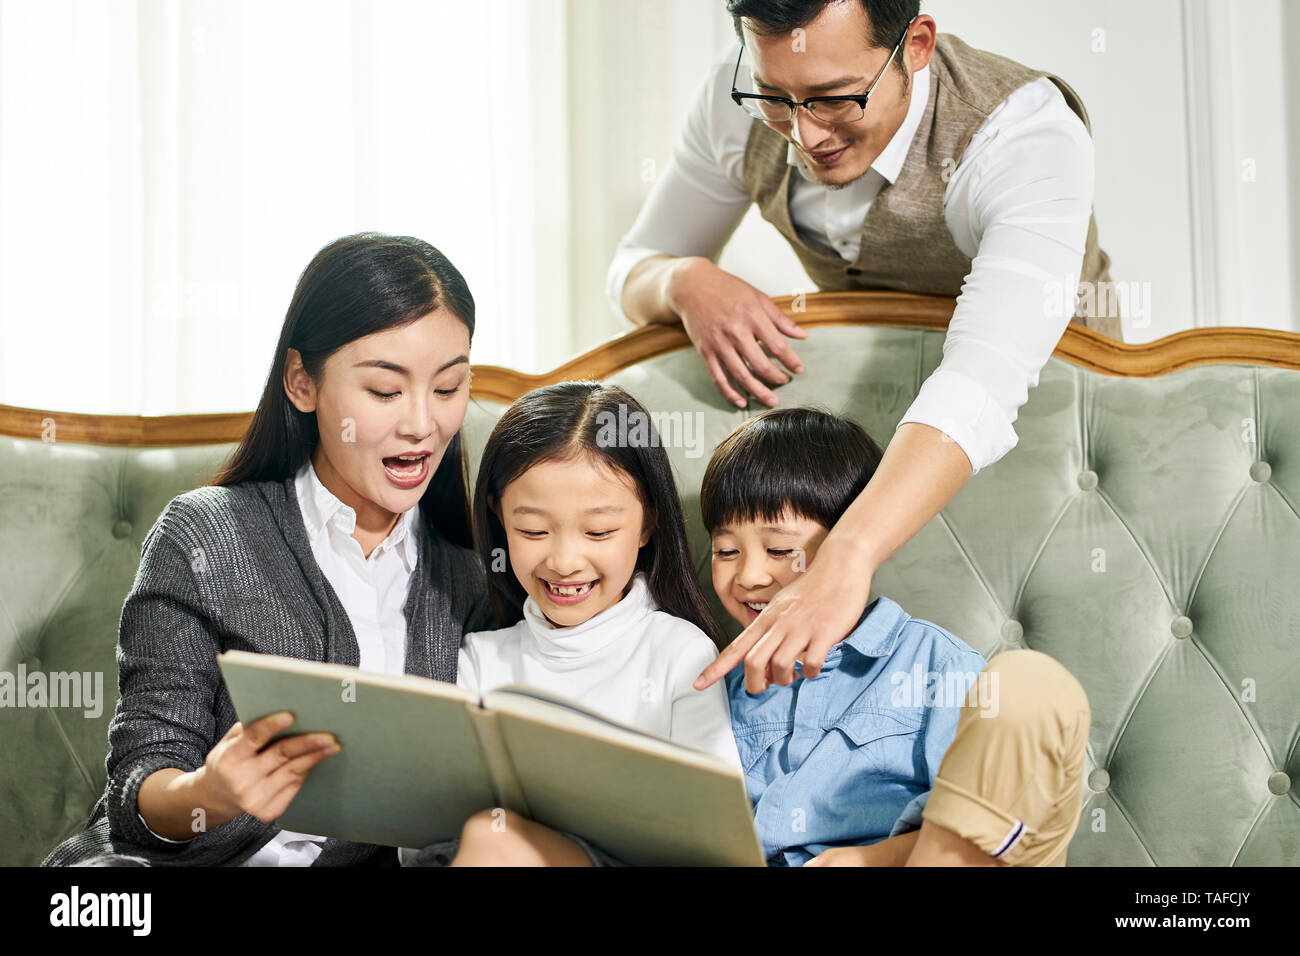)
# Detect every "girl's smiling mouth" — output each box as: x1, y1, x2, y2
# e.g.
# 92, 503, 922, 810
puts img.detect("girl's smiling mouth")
540, 577, 599, 605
